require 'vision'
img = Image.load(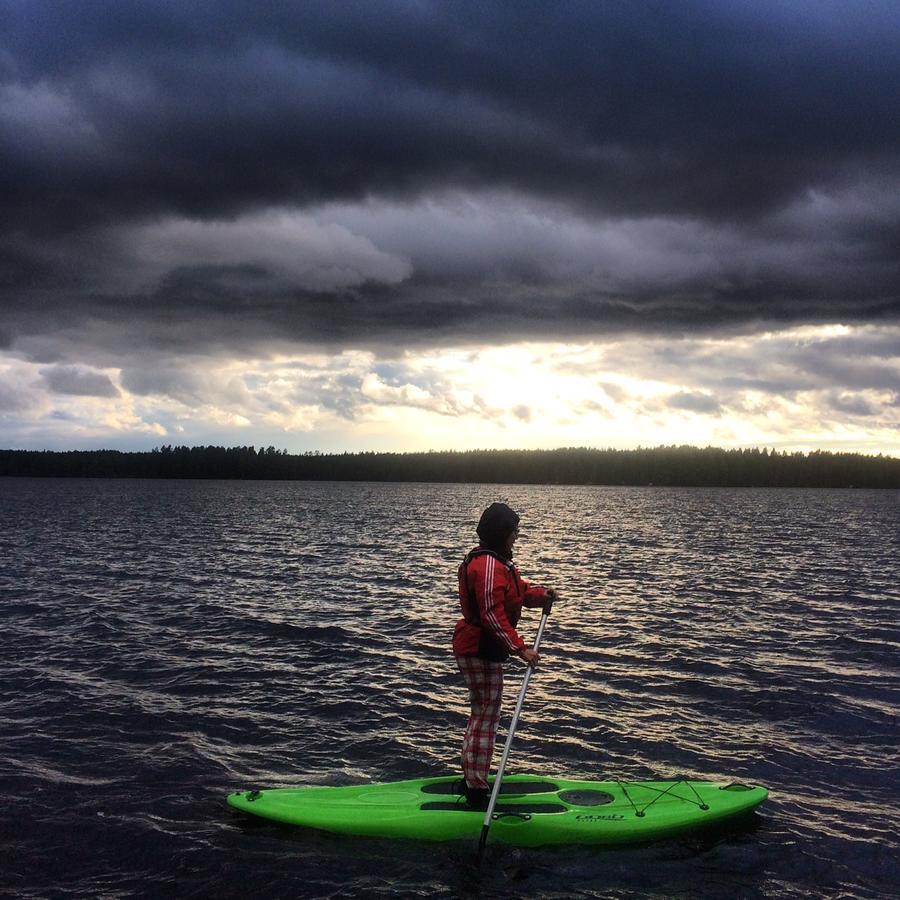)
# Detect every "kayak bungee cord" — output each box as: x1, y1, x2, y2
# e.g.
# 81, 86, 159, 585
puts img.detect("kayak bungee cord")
618, 779, 711, 818
477, 593, 555, 864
